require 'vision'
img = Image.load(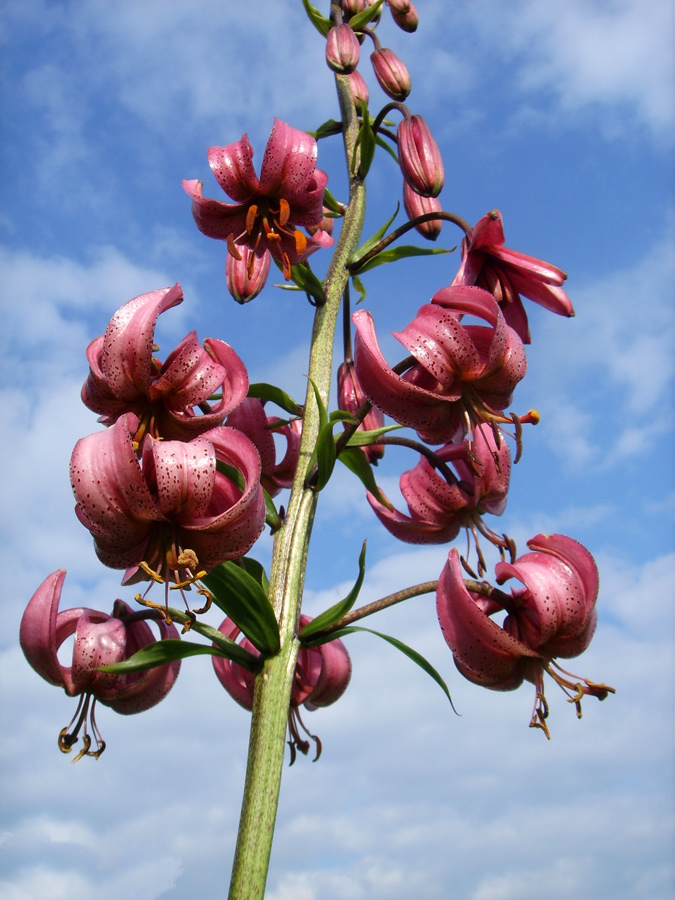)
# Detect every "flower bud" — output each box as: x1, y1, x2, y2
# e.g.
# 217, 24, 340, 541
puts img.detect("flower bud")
397, 115, 445, 198
388, 0, 419, 32
370, 48, 411, 101
325, 24, 360, 74
225, 246, 271, 304
348, 69, 370, 106
403, 182, 442, 241
337, 360, 385, 463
